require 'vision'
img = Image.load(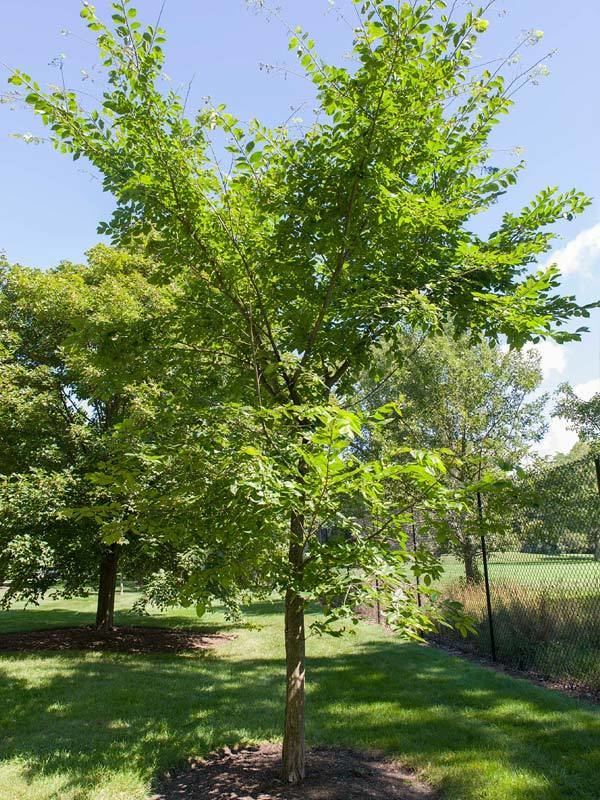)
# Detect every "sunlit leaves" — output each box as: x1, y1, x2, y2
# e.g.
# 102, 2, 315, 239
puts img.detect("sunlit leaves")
7, 0, 597, 640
